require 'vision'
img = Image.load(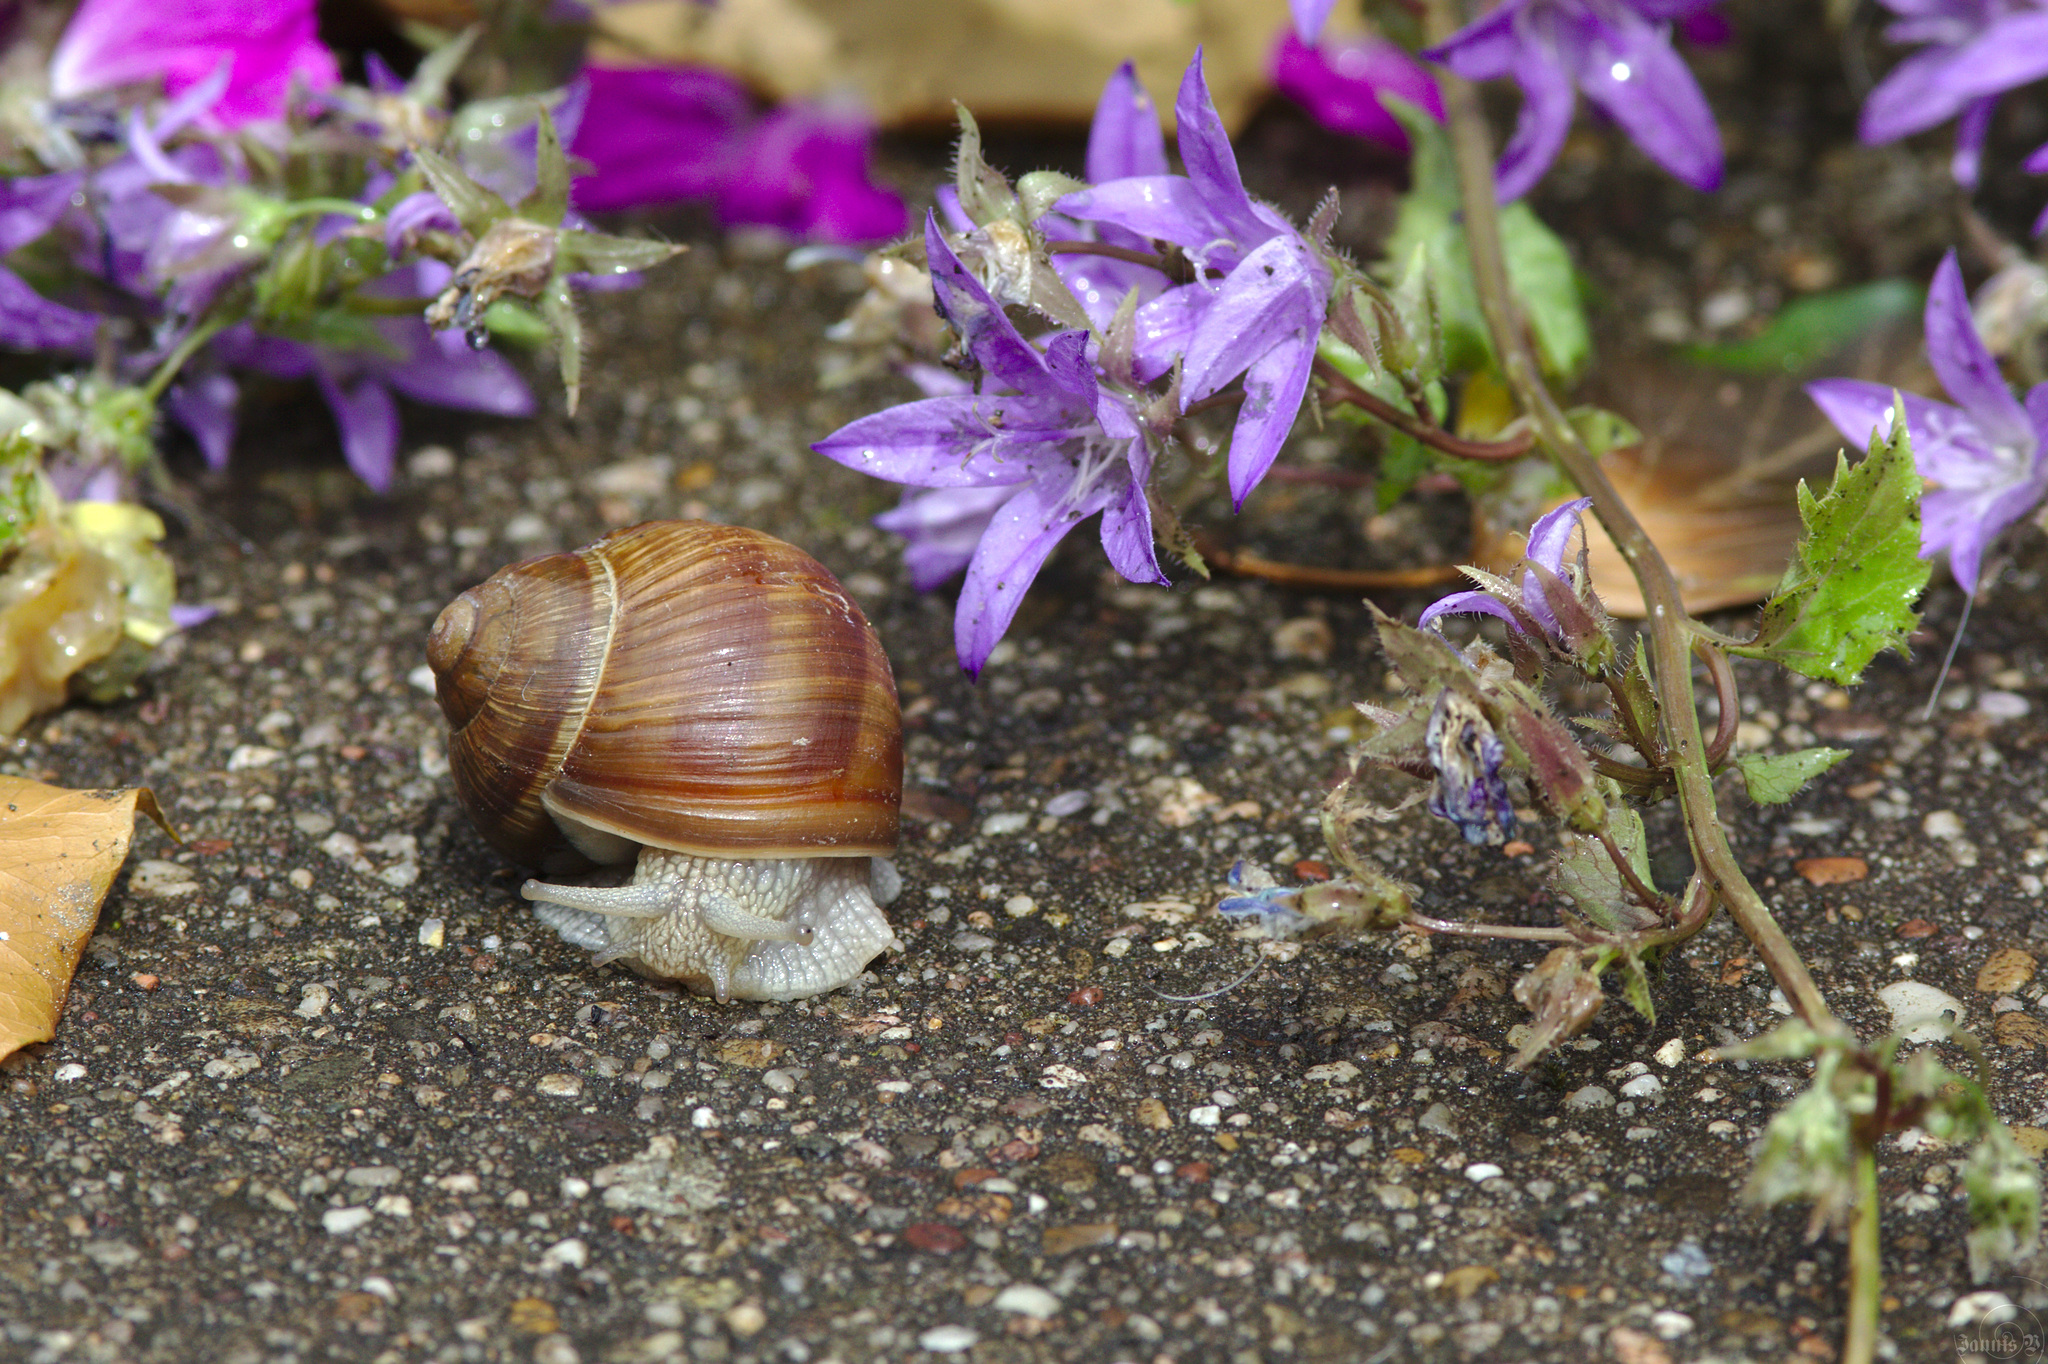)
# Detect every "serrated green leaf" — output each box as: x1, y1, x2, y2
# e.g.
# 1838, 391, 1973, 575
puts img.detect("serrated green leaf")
1736, 746, 1850, 804
1611, 945, 1656, 1024
1681, 279, 1924, 375
520, 107, 570, 226
1381, 98, 1589, 383
1728, 406, 1929, 684
1552, 807, 1652, 933
405, 24, 480, 110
